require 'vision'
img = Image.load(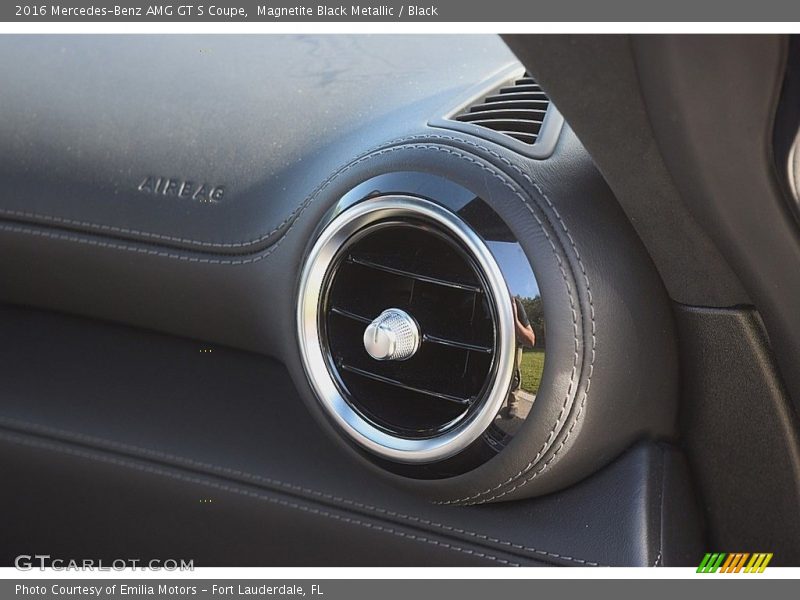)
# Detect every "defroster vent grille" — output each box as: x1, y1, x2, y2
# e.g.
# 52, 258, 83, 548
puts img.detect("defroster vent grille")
453, 74, 550, 145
